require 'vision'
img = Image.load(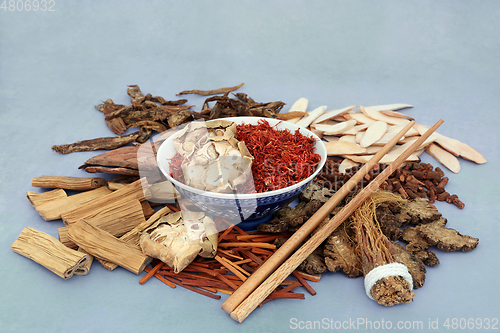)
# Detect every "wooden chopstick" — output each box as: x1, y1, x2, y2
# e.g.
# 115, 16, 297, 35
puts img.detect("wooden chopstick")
221, 120, 416, 315
228, 119, 444, 322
